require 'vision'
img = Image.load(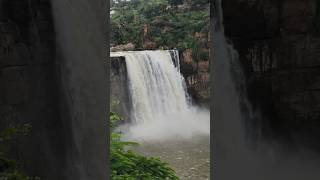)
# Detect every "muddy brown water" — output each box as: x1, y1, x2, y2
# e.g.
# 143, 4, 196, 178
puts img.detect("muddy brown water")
133, 135, 210, 180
